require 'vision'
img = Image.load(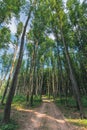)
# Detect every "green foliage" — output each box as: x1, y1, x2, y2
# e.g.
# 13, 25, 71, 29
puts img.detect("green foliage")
13, 95, 26, 103
0, 0, 25, 23
0, 111, 3, 122
12, 95, 42, 109
16, 22, 23, 36
0, 27, 11, 48
55, 96, 87, 108
10, 94, 26, 110
33, 95, 42, 107
0, 84, 6, 98
0, 120, 18, 130
1, 53, 12, 68
82, 96, 87, 107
